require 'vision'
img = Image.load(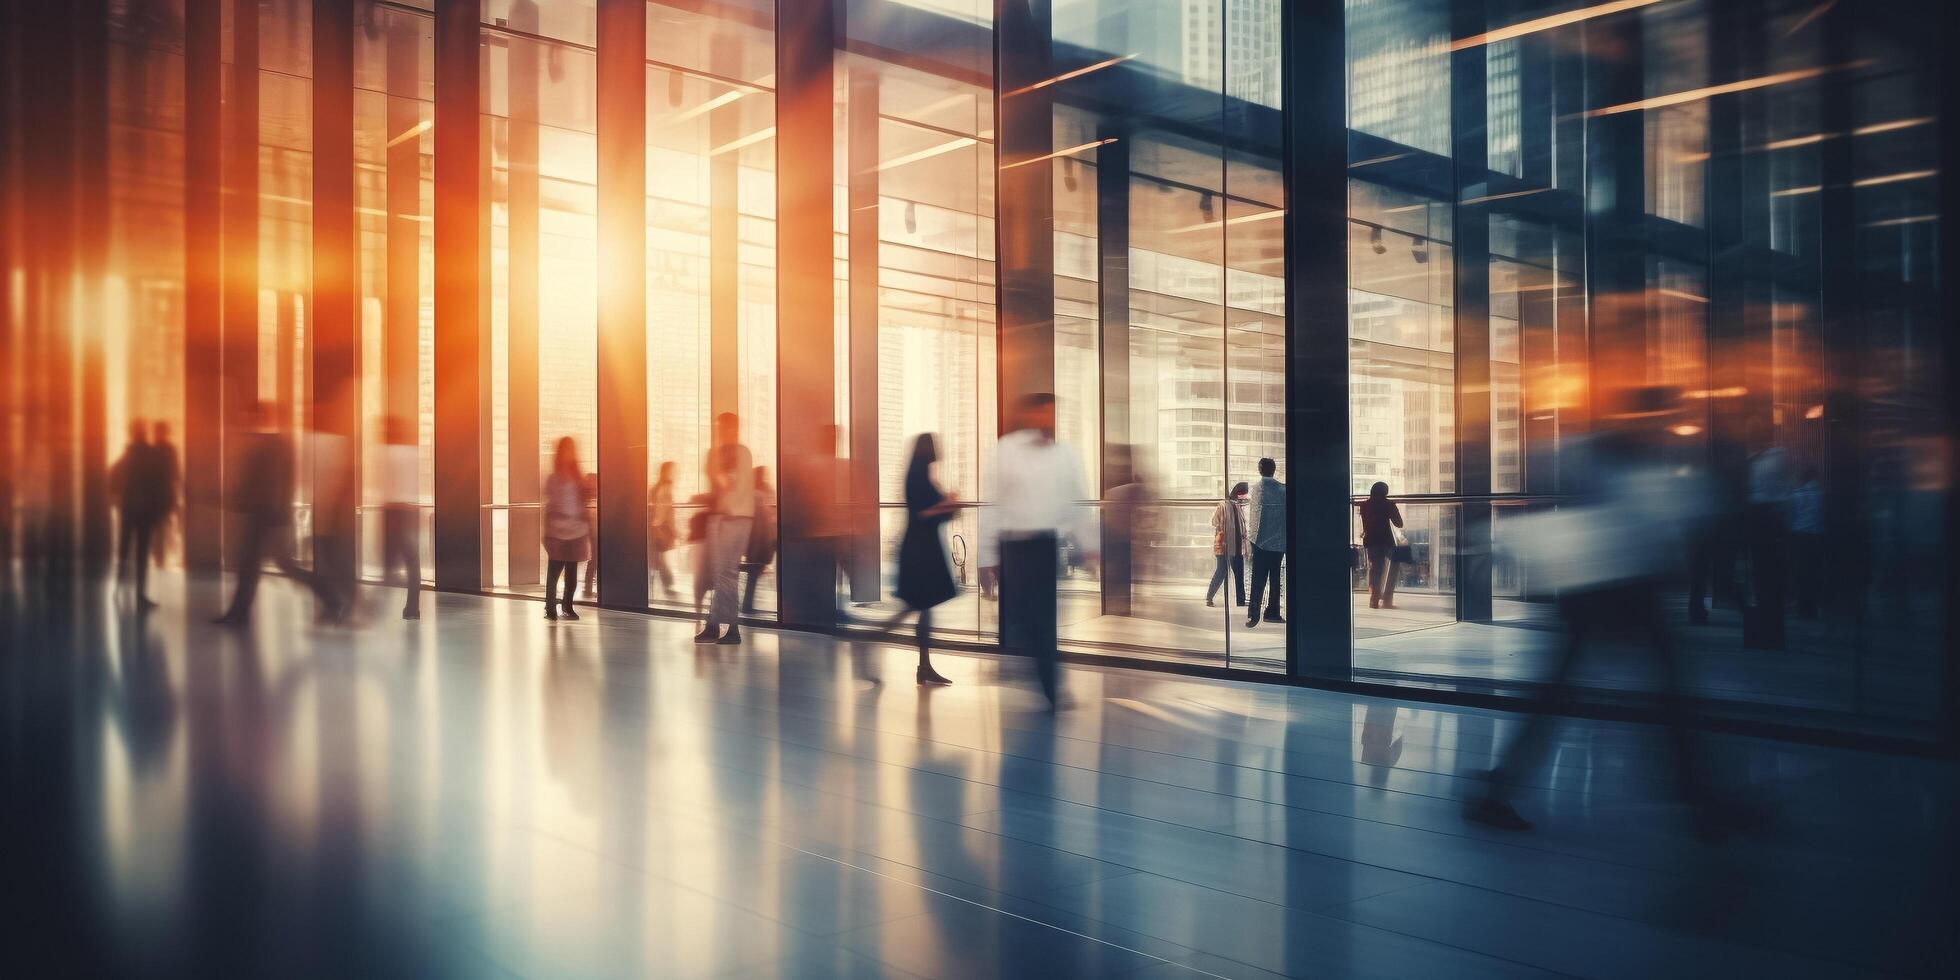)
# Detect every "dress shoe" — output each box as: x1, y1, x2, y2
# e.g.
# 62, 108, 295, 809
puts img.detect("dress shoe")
716, 625, 742, 645
916, 666, 952, 686
693, 626, 720, 643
